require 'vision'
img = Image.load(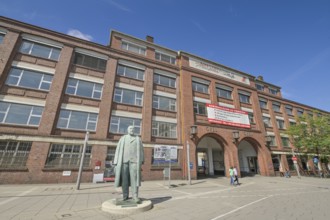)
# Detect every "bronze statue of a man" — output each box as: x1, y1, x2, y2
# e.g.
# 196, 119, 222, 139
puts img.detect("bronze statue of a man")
113, 126, 144, 203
